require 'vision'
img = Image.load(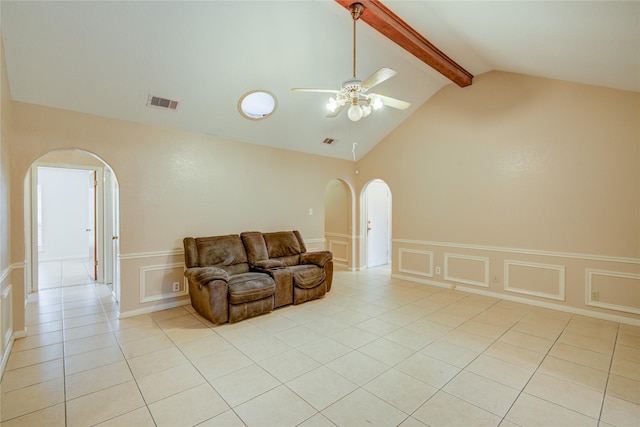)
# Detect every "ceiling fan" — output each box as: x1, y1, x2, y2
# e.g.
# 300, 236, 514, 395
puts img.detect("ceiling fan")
292, 2, 410, 122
